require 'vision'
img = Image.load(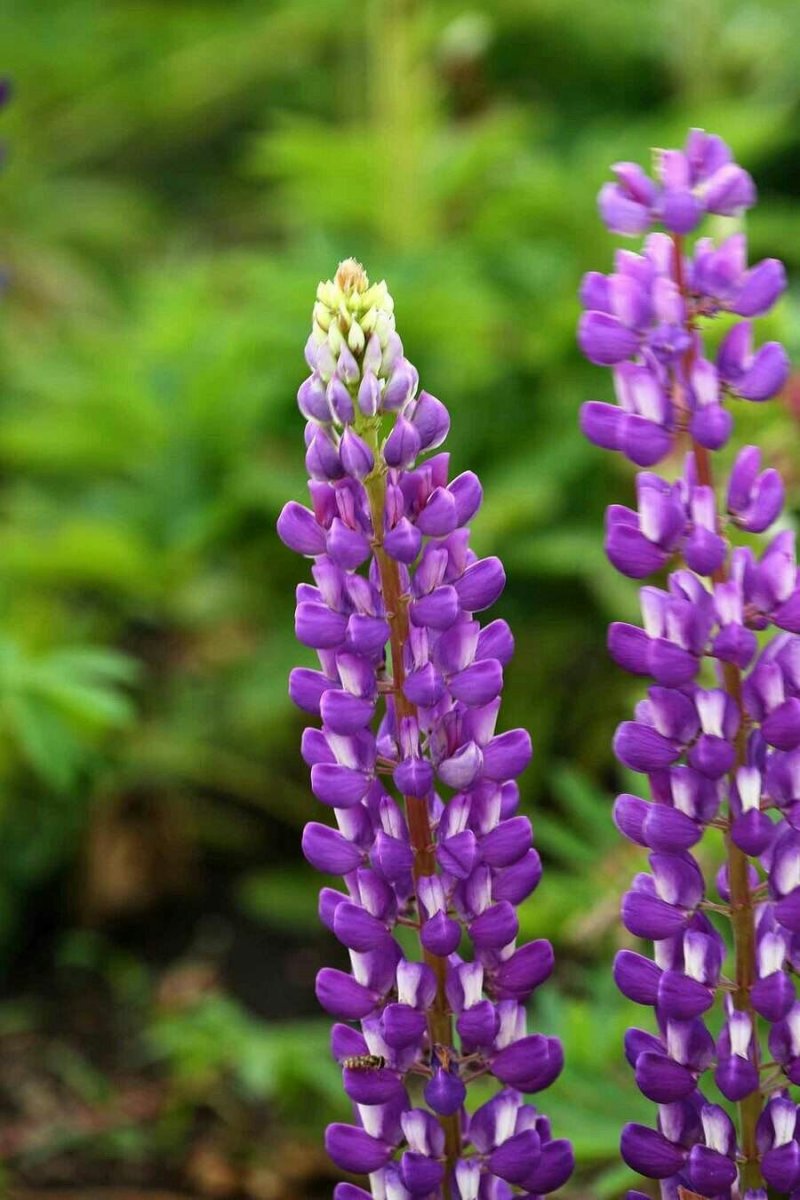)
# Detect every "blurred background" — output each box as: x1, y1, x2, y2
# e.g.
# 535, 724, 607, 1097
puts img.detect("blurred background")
2, 0, 800, 1196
